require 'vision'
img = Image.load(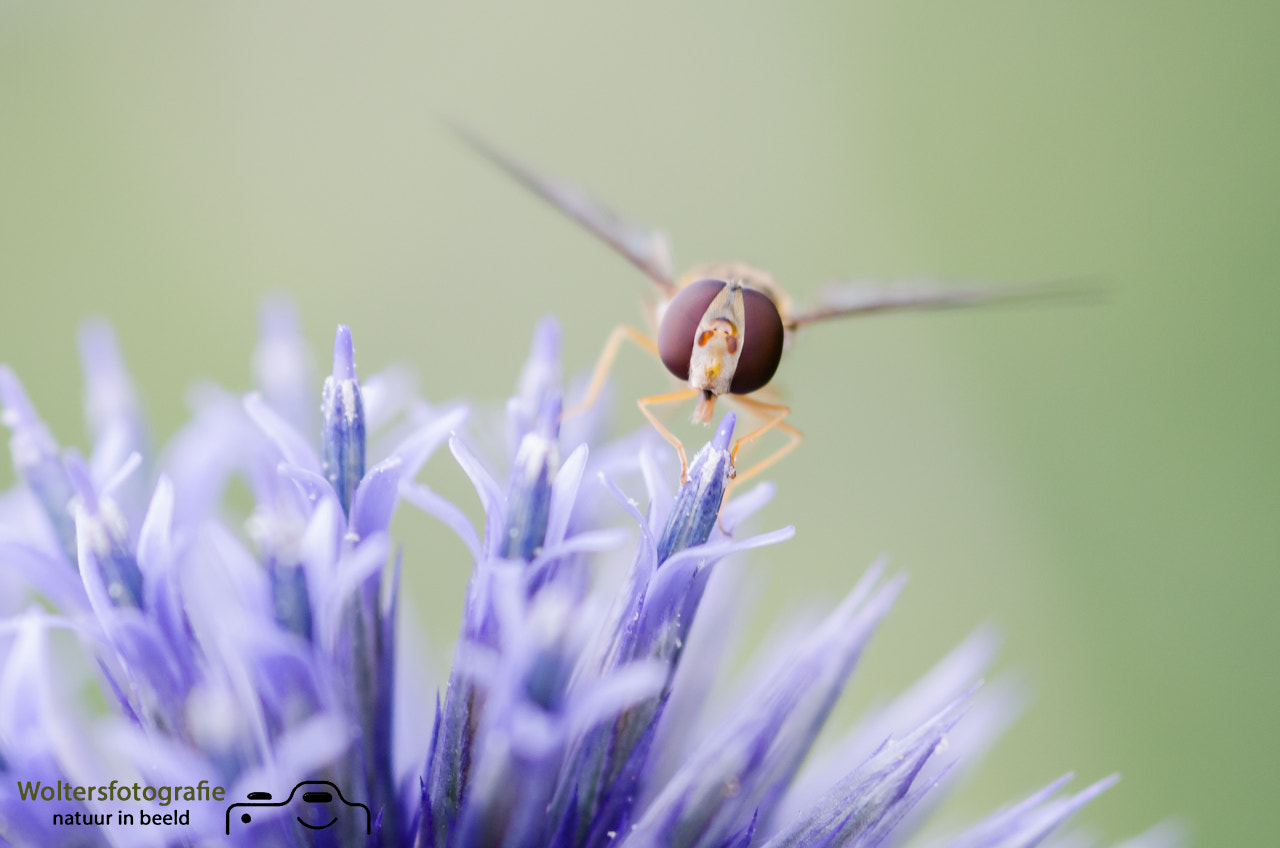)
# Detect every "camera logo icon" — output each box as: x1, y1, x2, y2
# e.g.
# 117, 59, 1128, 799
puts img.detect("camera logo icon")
224, 780, 371, 836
